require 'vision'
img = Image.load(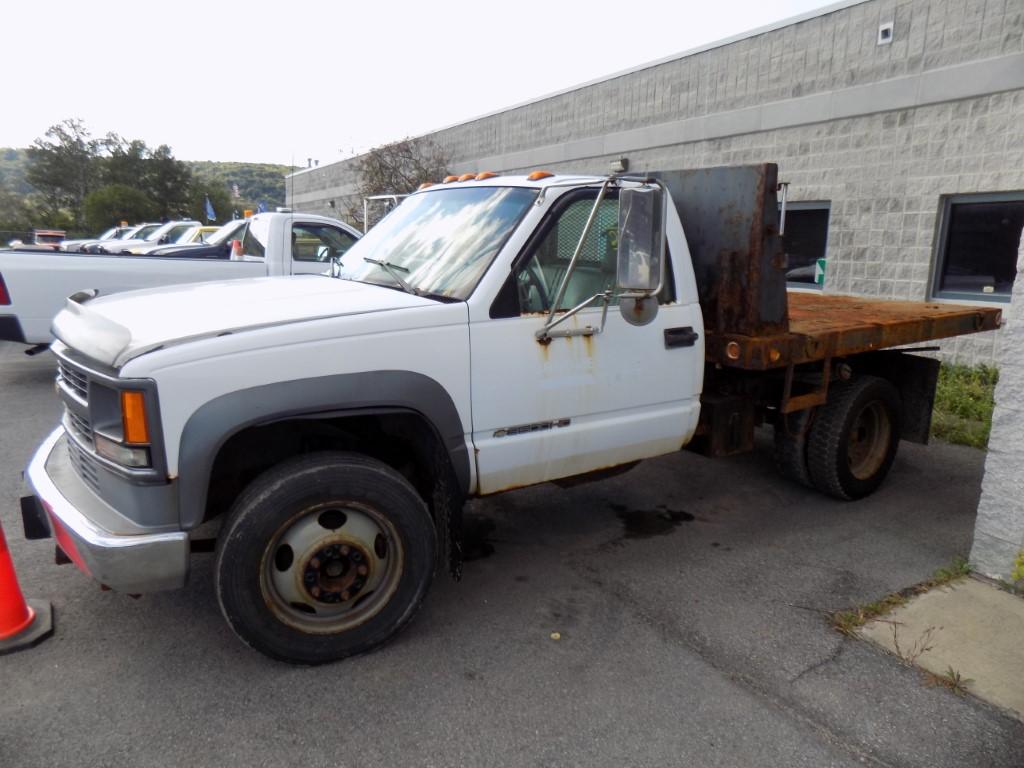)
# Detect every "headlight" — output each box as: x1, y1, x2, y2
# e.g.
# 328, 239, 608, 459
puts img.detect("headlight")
90, 389, 152, 468
94, 434, 151, 468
